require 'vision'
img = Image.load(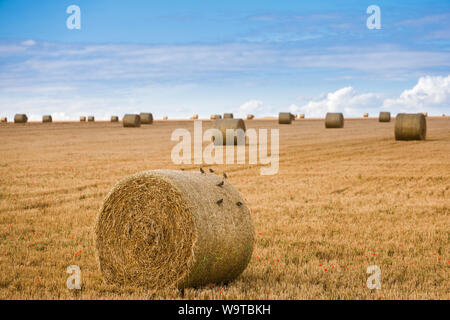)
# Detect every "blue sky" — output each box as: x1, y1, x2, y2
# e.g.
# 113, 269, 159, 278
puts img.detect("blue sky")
0, 0, 449, 119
